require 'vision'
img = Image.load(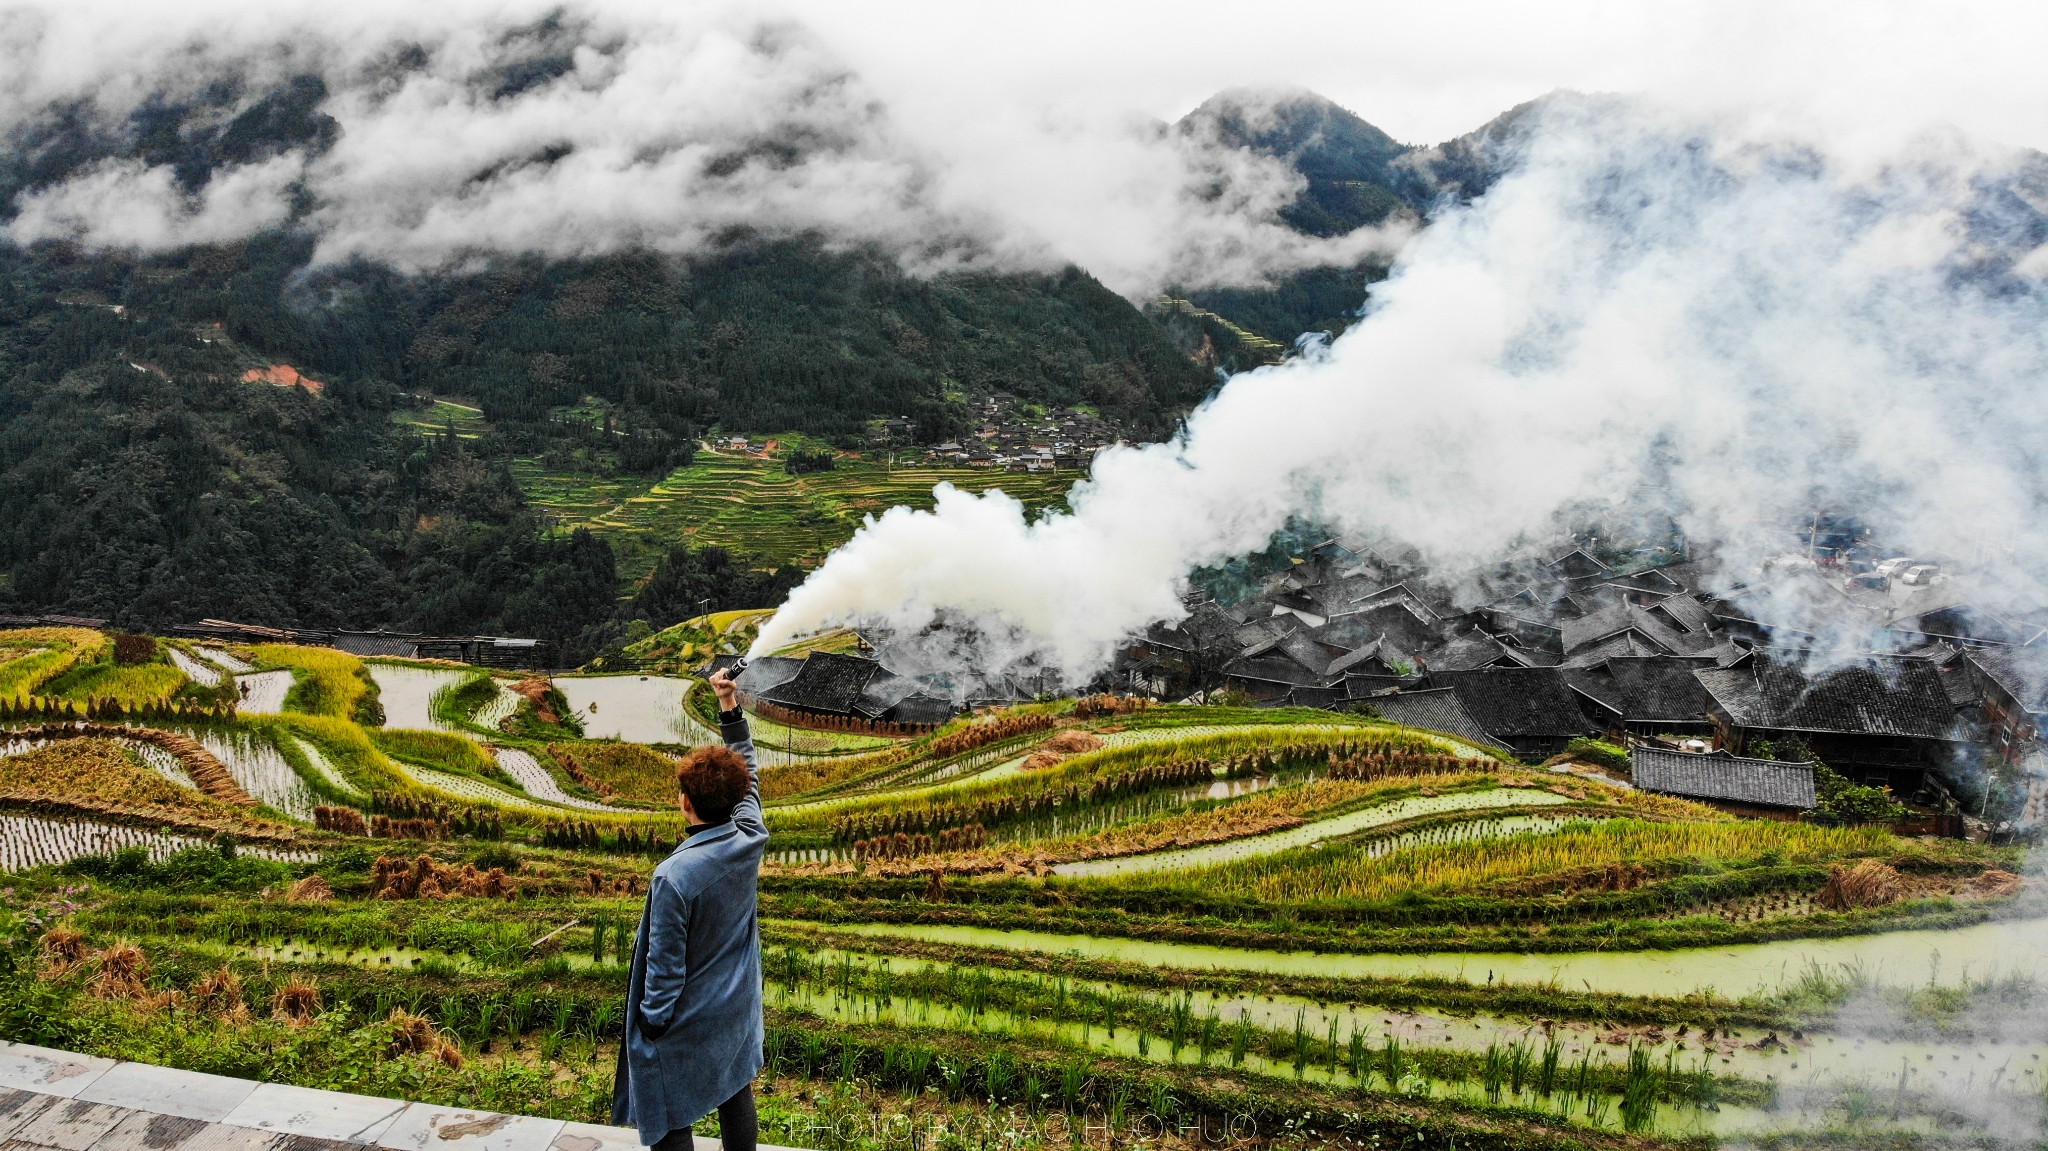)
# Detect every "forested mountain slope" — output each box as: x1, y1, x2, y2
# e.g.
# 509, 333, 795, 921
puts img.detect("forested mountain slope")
0, 73, 1498, 646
